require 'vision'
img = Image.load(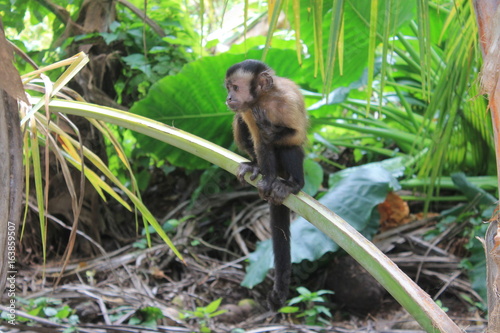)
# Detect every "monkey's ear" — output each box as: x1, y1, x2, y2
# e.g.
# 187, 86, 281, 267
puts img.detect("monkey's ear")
258, 72, 273, 91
